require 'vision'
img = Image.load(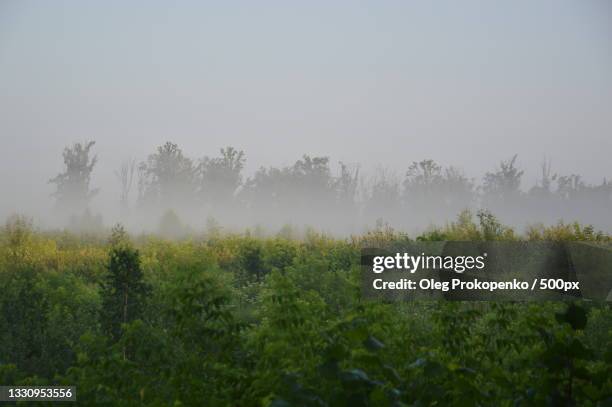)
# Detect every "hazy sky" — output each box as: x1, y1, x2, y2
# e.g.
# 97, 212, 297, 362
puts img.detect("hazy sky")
0, 0, 611, 219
